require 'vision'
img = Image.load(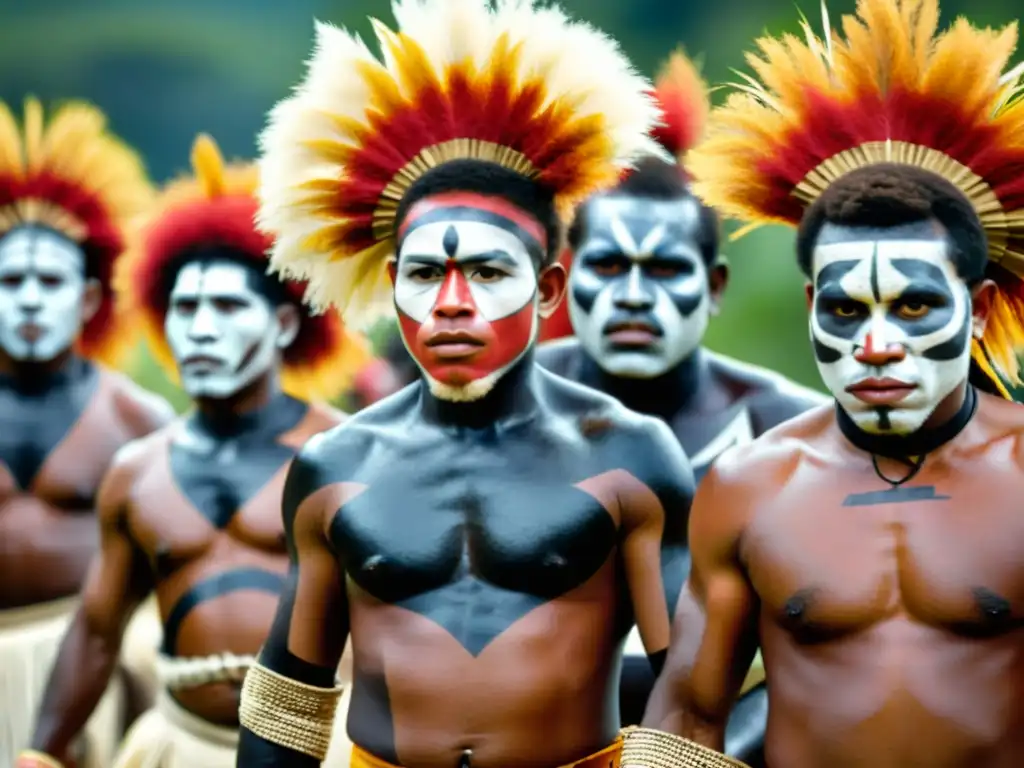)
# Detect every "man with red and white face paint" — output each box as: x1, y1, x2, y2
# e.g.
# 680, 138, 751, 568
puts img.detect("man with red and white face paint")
392, 198, 547, 401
